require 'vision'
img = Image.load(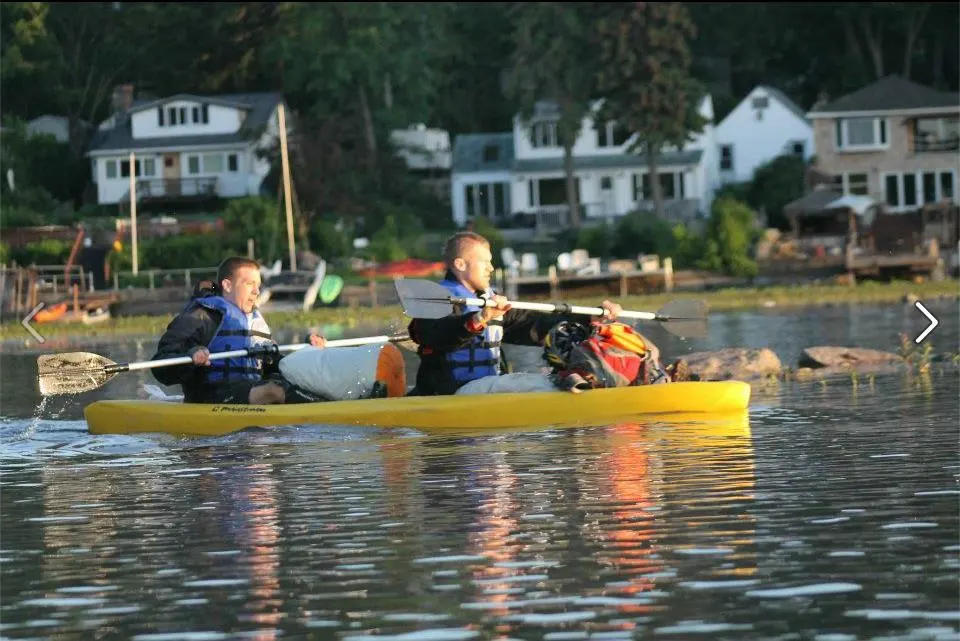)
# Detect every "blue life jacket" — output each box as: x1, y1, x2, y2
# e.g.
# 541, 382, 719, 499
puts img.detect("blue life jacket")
188, 296, 274, 384
439, 278, 503, 385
